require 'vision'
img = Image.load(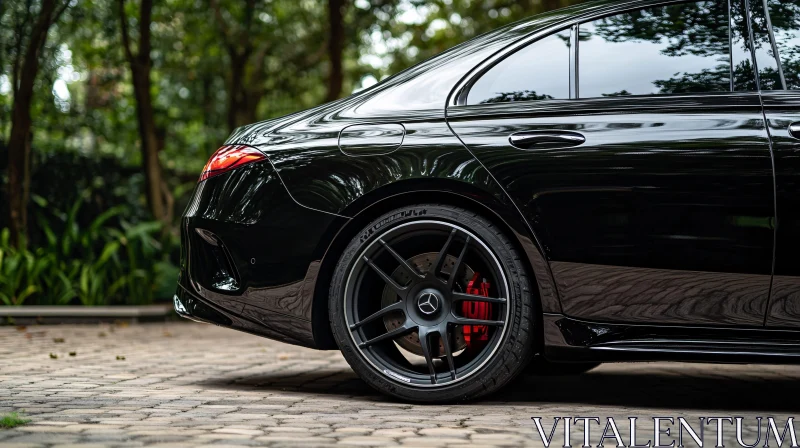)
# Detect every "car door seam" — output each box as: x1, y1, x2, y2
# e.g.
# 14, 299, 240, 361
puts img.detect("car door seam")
743, 0, 779, 326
